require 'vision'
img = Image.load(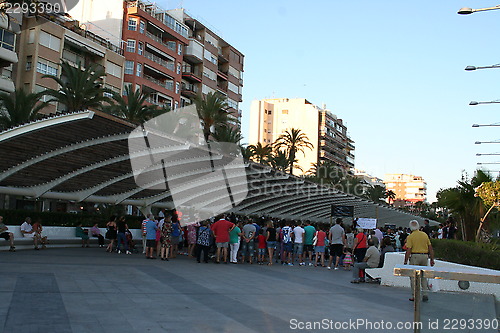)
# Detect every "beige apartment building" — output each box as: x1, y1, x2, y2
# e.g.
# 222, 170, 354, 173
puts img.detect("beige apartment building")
383, 174, 426, 205
249, 98, 354, 174
0, 13, 20, 94
15, 14, 125, 114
